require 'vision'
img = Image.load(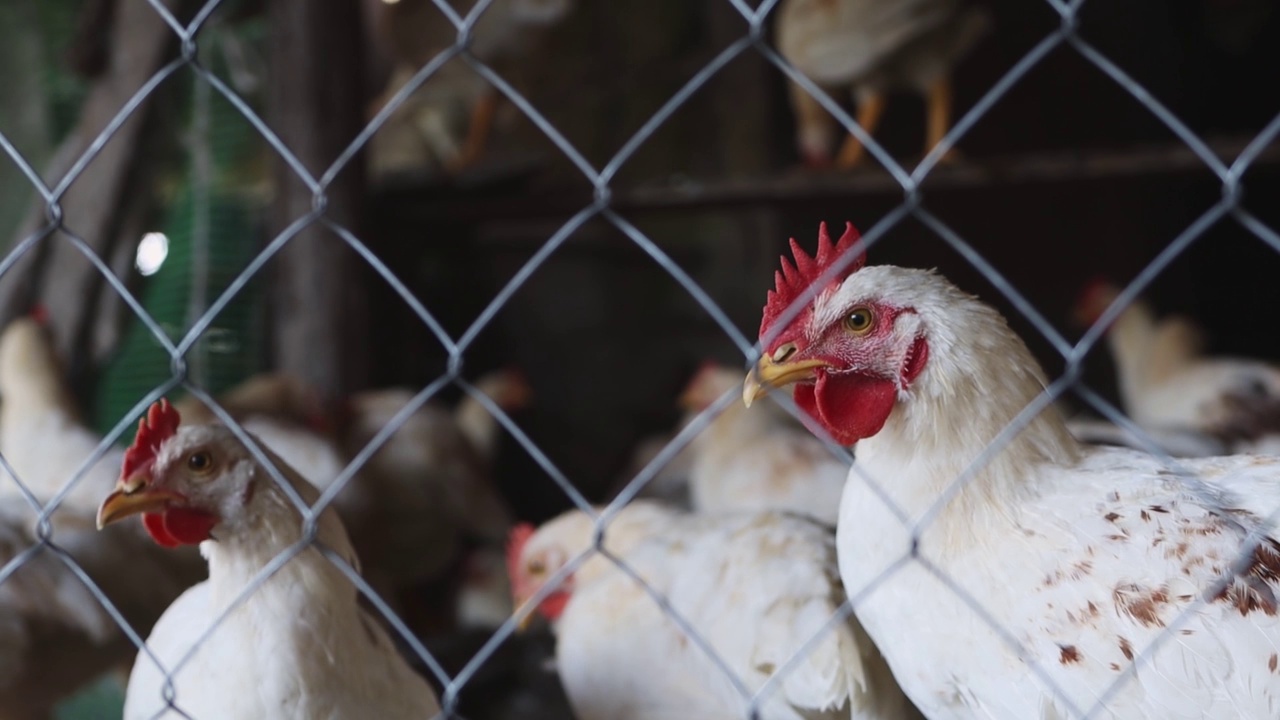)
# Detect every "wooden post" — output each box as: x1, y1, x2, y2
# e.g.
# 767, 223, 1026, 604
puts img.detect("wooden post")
265, 0, 369, 399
